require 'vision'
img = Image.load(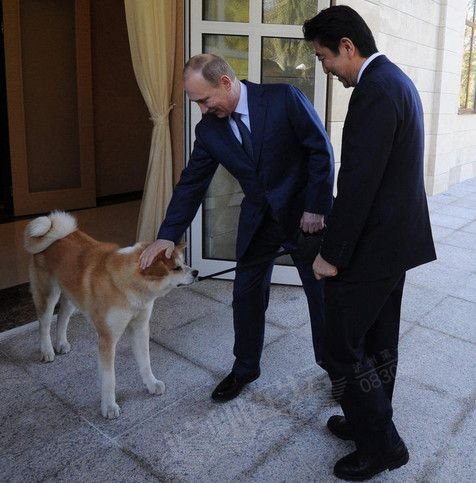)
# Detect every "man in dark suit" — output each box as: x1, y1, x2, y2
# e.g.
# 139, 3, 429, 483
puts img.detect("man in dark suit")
140, 54, 334, 402
303, 6, 436, 481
